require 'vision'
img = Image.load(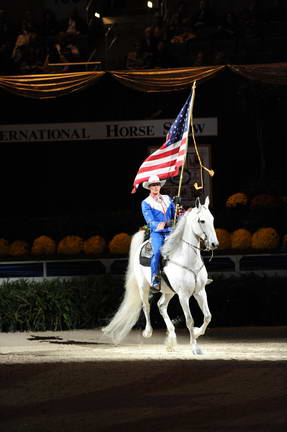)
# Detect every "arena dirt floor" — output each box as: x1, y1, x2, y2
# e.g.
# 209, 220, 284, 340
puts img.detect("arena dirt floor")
0, 326, 286, 432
